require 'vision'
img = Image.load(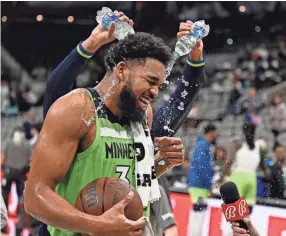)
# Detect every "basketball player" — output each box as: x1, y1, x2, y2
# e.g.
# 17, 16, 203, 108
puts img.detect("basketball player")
40, 11, 205, 236
24, 30, 185, 235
